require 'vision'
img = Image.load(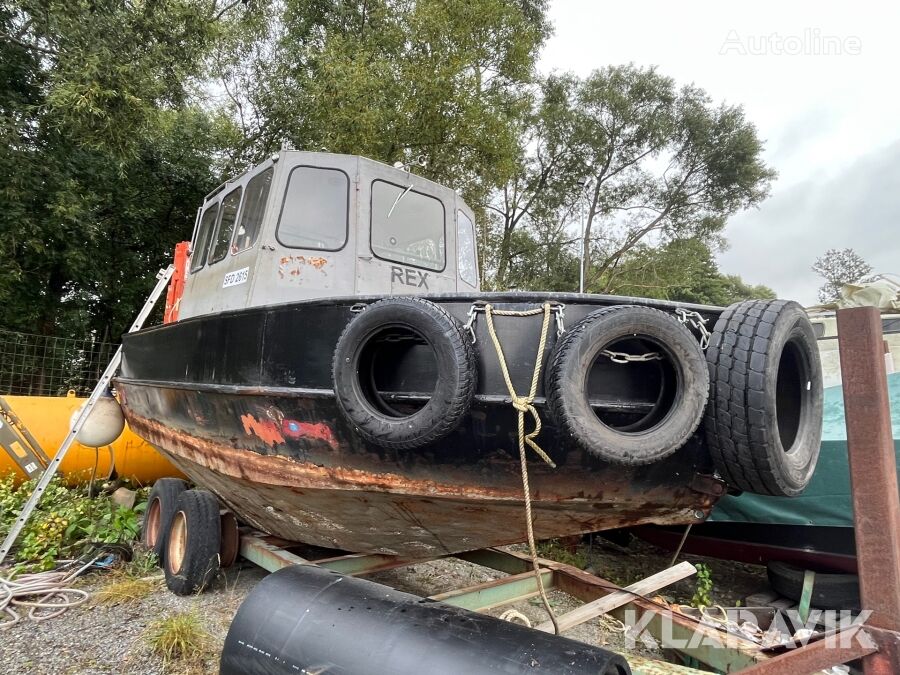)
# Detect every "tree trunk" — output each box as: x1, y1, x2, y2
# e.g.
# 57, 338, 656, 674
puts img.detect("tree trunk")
496, 219, 515, 288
